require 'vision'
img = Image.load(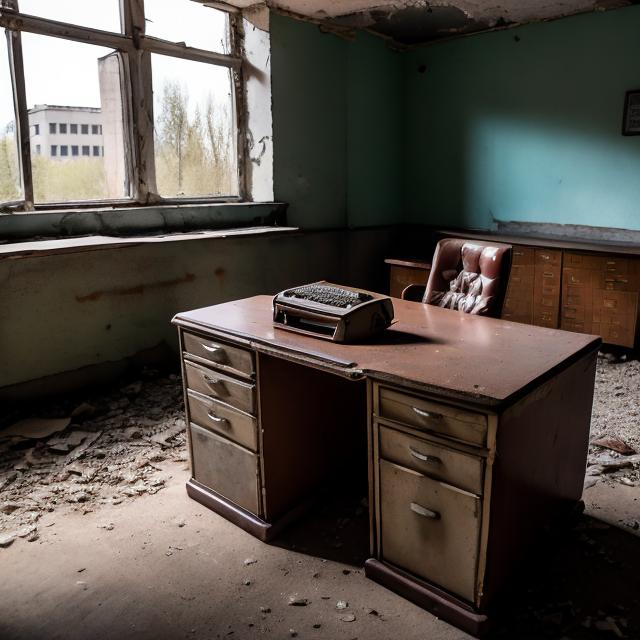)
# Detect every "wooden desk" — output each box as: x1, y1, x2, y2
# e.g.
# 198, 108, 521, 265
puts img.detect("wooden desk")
172, 297, 600, 636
